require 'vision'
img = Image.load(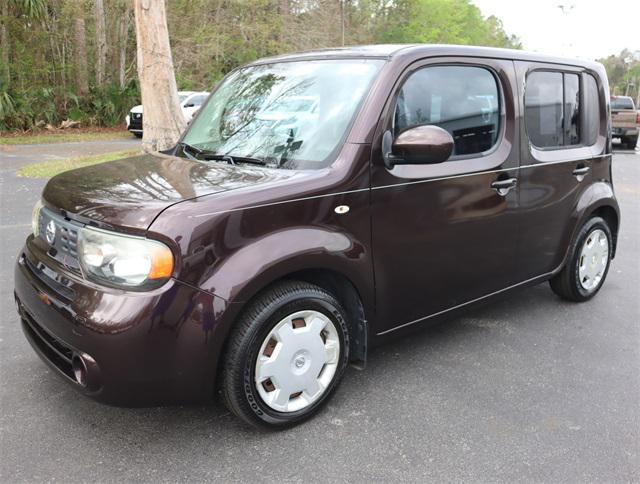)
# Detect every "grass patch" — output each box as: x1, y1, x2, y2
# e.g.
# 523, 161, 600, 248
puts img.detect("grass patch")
0, 130, 134, 145
18, 150, 140, 178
